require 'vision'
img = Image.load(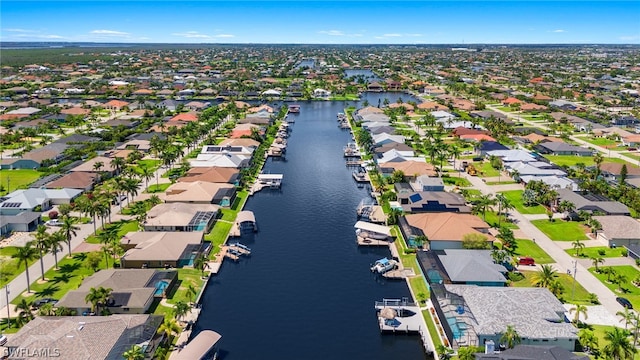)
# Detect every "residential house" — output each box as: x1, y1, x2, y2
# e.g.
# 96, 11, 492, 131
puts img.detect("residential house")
1, 142, 69, 169
179, 167, 240, 184
535, 142, 593, 156
593, 216, 640, 248
432, 285, 578, 350
396, 188, 470, 213
505, 161, 567, 177
486, 149, 537, 163
44, 172, 99, 191
241, 112, 272, 125
475, 345, 589, 360
600, 163, 640, 183
519, 175, 578, 191
372, 133, 405, 147
622, 134, 640, 147
156, 99, 178, 112
117, 139, 152, 152
377, 149, 425, 164
103, 99, 130, 111
417, 249, 507, 286
313, 88, 331, 98
144, 203, 219, 232
0, 188, 81, 215
230, 123, 260, 139
476, 141, 509, 156
549, 100, 580, 111
4, 315, 164, 360
55, 269, 177, 315
379, 159, 436, 179
373, 142, 413, 156
400, 213, 493, 251
69, 156, 117, 175
556, 188, 630, 216
163, 181, 237, 206
218, 138, 260, 149
611, 115, 638, 126
0, 211, 41, 236
411, 175, 445, 192
199, 144, 256, 157
190, 152, 251, 168
120, 231, 206, 269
